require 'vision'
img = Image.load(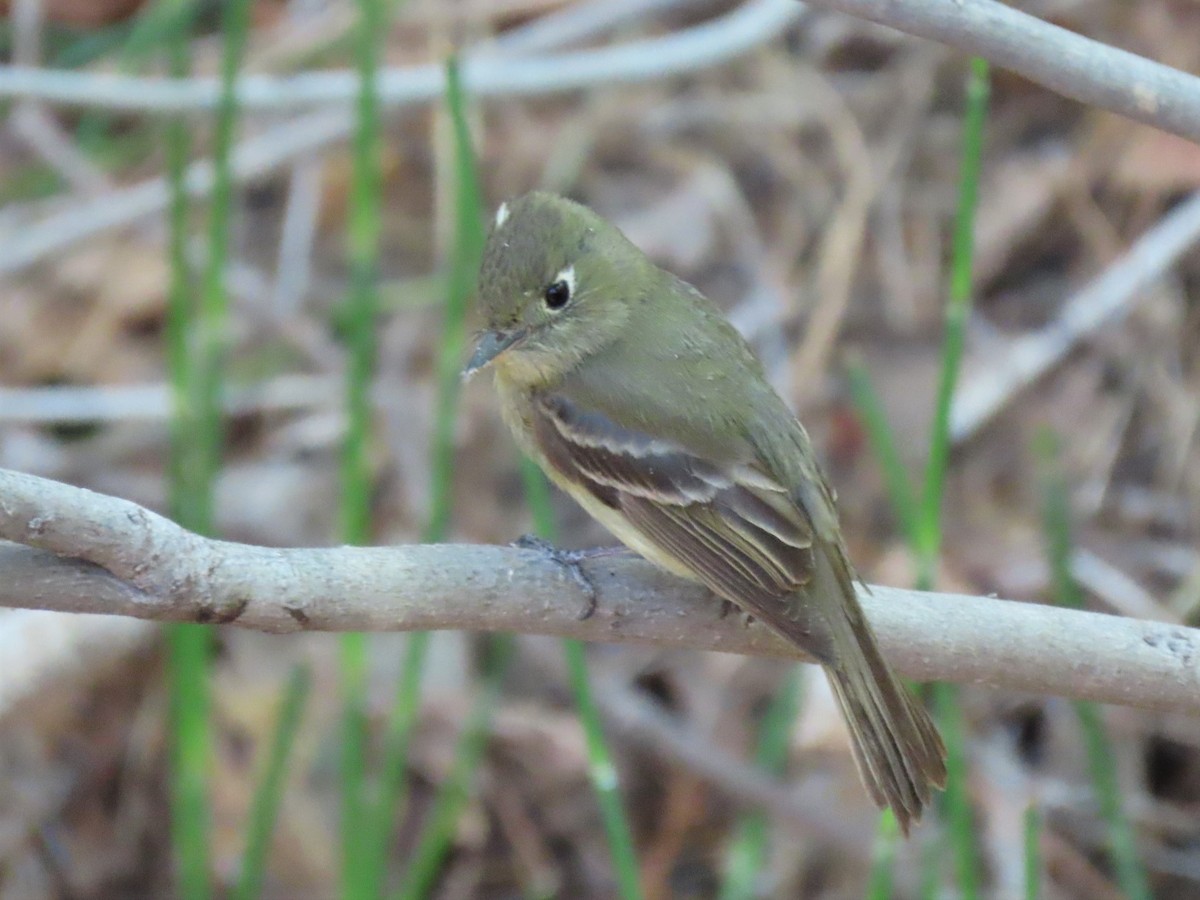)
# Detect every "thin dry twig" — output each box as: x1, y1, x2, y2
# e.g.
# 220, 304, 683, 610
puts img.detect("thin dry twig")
0, 0, 802, 112
1, 467, 1198, 716
519, 637, 866, 848
591, 674, 866, 850
950, 191, 1200, 443
9, 105, 111, 196
1072, 548, 1176, 624
0, 374, 337, 423
788, 65, 892, 402
488, 0, 713, 56
0, 108, 353, 278
270, 157, 324, 317
7, 0, 110, 195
